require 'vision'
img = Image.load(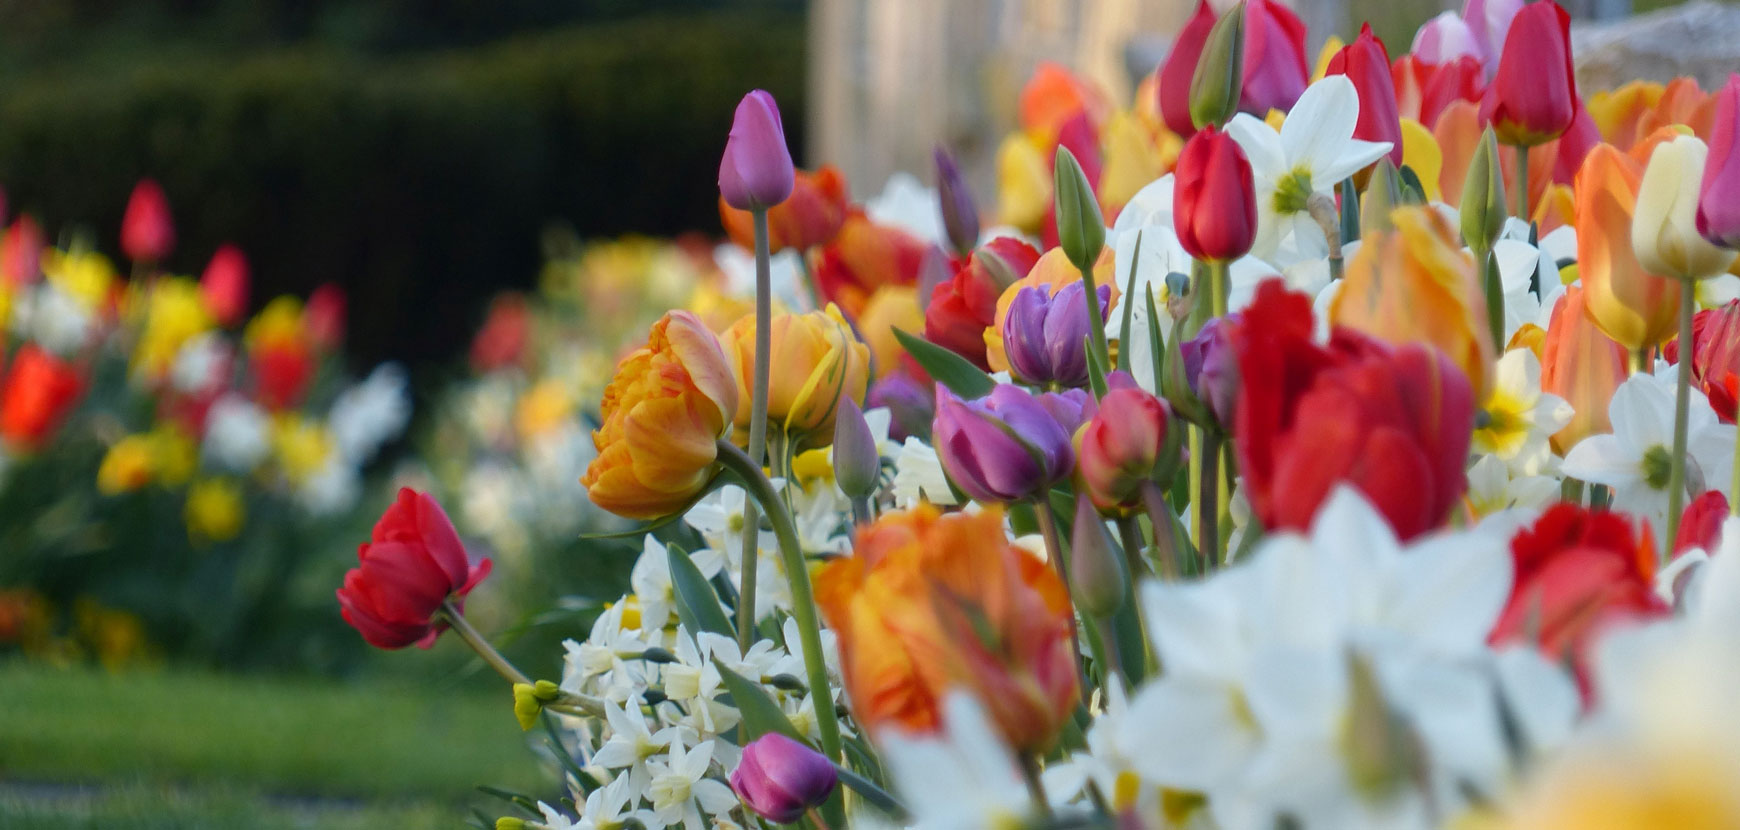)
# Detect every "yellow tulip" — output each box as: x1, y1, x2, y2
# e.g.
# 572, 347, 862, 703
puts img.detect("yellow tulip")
1098, 111, 1166, 218
855, 285, 924, 380
97, 435, 156, 495
1633, 135, 1738, 280
1576, 143, 1682, 351
1330, 205, 1496, 398
996, 131, 1051, 233
1400, 118, 1443, 203
185, 478, 245, 543
722, 303, 870, 446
